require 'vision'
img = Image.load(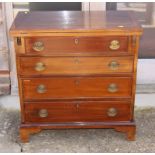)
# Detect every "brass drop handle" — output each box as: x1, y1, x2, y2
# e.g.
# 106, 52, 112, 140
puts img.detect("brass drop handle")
35, 62, 46, 71
38, 109, 48, 118
108, 83, 118, 93
109, 40, 120, 50
37, 84, 46, 93
107, 108, 118, 117
33, 41, 44, 52
108, 61, 120, 70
